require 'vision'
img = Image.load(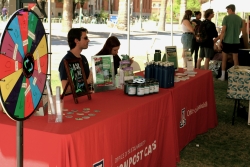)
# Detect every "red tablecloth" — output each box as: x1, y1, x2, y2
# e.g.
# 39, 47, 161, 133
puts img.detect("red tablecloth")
0, 69, 217, 167
171, 69, 218, 151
